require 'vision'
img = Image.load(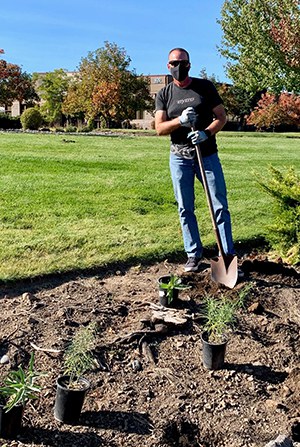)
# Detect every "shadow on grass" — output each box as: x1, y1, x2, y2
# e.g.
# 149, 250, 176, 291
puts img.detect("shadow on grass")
0, 235, 272, 298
